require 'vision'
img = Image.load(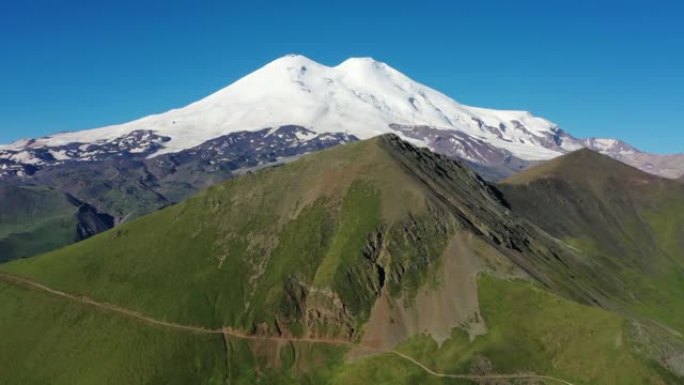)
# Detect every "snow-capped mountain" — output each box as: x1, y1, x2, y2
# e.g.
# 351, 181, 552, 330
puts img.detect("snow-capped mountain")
1, 54, 681, 179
